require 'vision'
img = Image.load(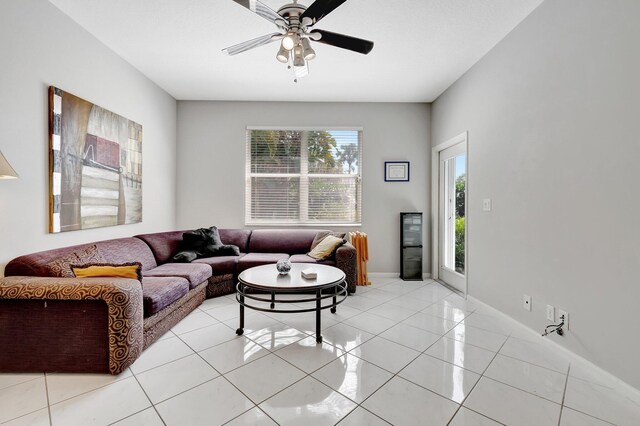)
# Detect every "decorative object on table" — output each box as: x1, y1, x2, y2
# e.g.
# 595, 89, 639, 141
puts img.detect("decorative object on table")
384, 161, 410, 182
224, 0, 374, 82
349, 231, 370, 286
48, 86, 142, 233
0, 150, 18, 179
400, 212, 423, 280
301, 267, 317, 279
276, 259, 292, 275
